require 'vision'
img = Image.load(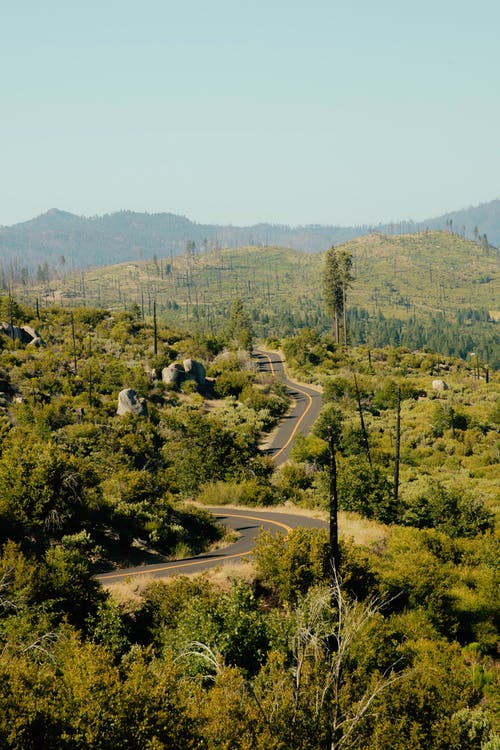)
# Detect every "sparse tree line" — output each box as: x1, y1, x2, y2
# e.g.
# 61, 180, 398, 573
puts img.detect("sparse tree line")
4, 229, 498, 374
